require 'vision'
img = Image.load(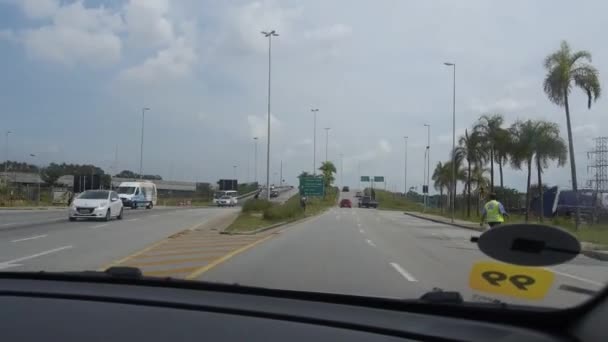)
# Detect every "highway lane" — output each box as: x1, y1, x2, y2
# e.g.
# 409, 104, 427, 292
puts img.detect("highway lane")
201, 190, 608, 309
0, 206, 238, 272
